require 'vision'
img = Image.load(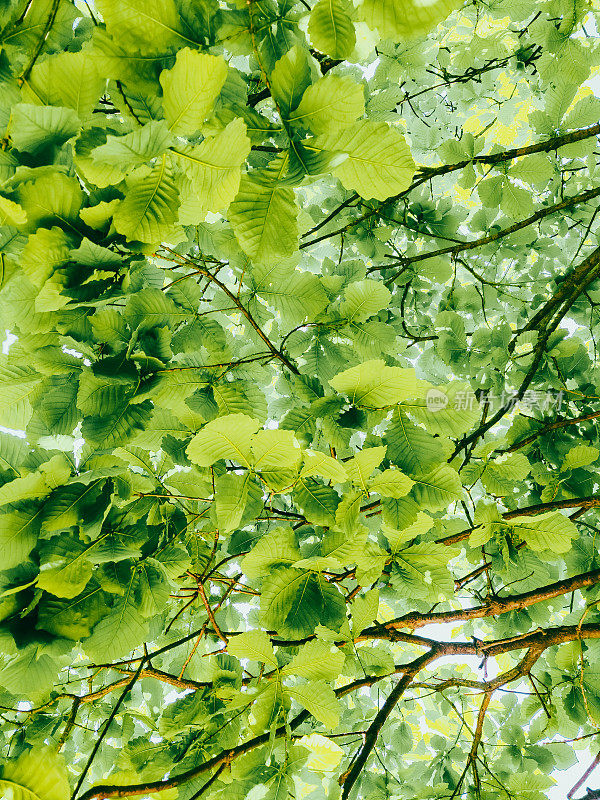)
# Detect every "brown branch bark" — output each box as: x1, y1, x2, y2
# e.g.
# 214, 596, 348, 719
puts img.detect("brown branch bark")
198, 267, 300, 375
74, 623, 600, 800
468, 690, 492, 774
516, 245, 600, 340
504, 409, 600, 452
371, 186, 600, 272
451, 243, 600, 460
338, 650, 437, 800
72, 660, 145, 800
569, 750, 600, 798
359, 567, 600, 633
300, 123, 600, 250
